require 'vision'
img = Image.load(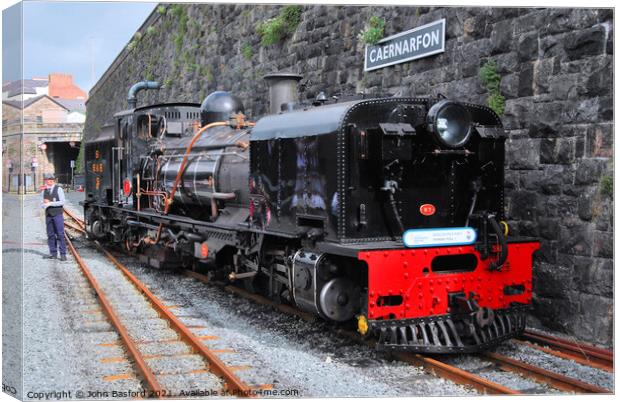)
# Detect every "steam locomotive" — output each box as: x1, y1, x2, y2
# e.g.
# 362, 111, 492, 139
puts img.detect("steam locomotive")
83, 74, 539, 353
